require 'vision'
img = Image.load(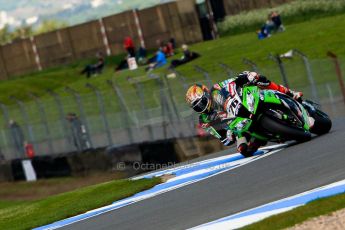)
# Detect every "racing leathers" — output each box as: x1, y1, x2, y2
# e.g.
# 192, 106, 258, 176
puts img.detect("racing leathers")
199, 71, 303, 154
